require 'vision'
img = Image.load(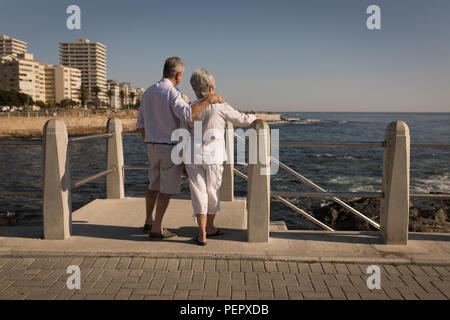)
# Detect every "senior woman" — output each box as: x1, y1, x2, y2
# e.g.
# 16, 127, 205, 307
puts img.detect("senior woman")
183, 69, 257, 246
